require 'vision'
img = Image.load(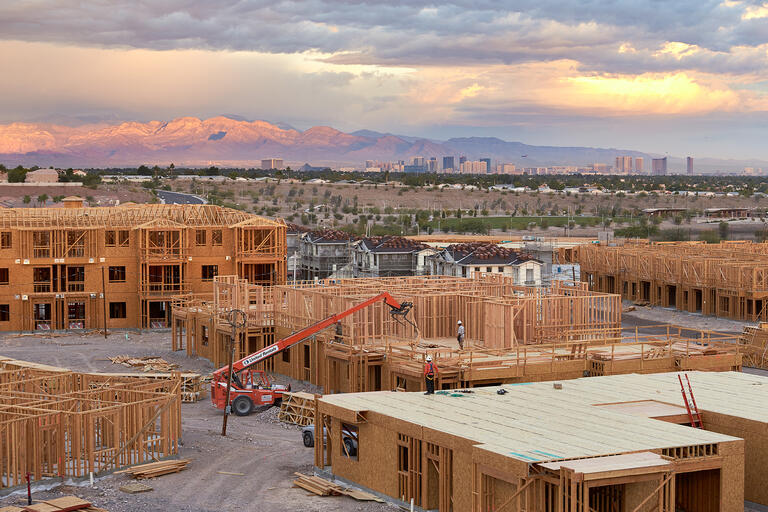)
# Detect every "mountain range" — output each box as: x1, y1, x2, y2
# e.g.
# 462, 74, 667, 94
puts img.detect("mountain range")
0, 116, 761, 171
